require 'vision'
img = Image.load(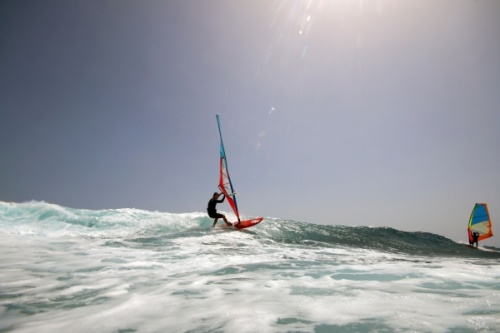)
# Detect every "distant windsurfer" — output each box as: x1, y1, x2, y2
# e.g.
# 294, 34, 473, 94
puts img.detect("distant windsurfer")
470, 231, 480, 248
207, 192, 232, 227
